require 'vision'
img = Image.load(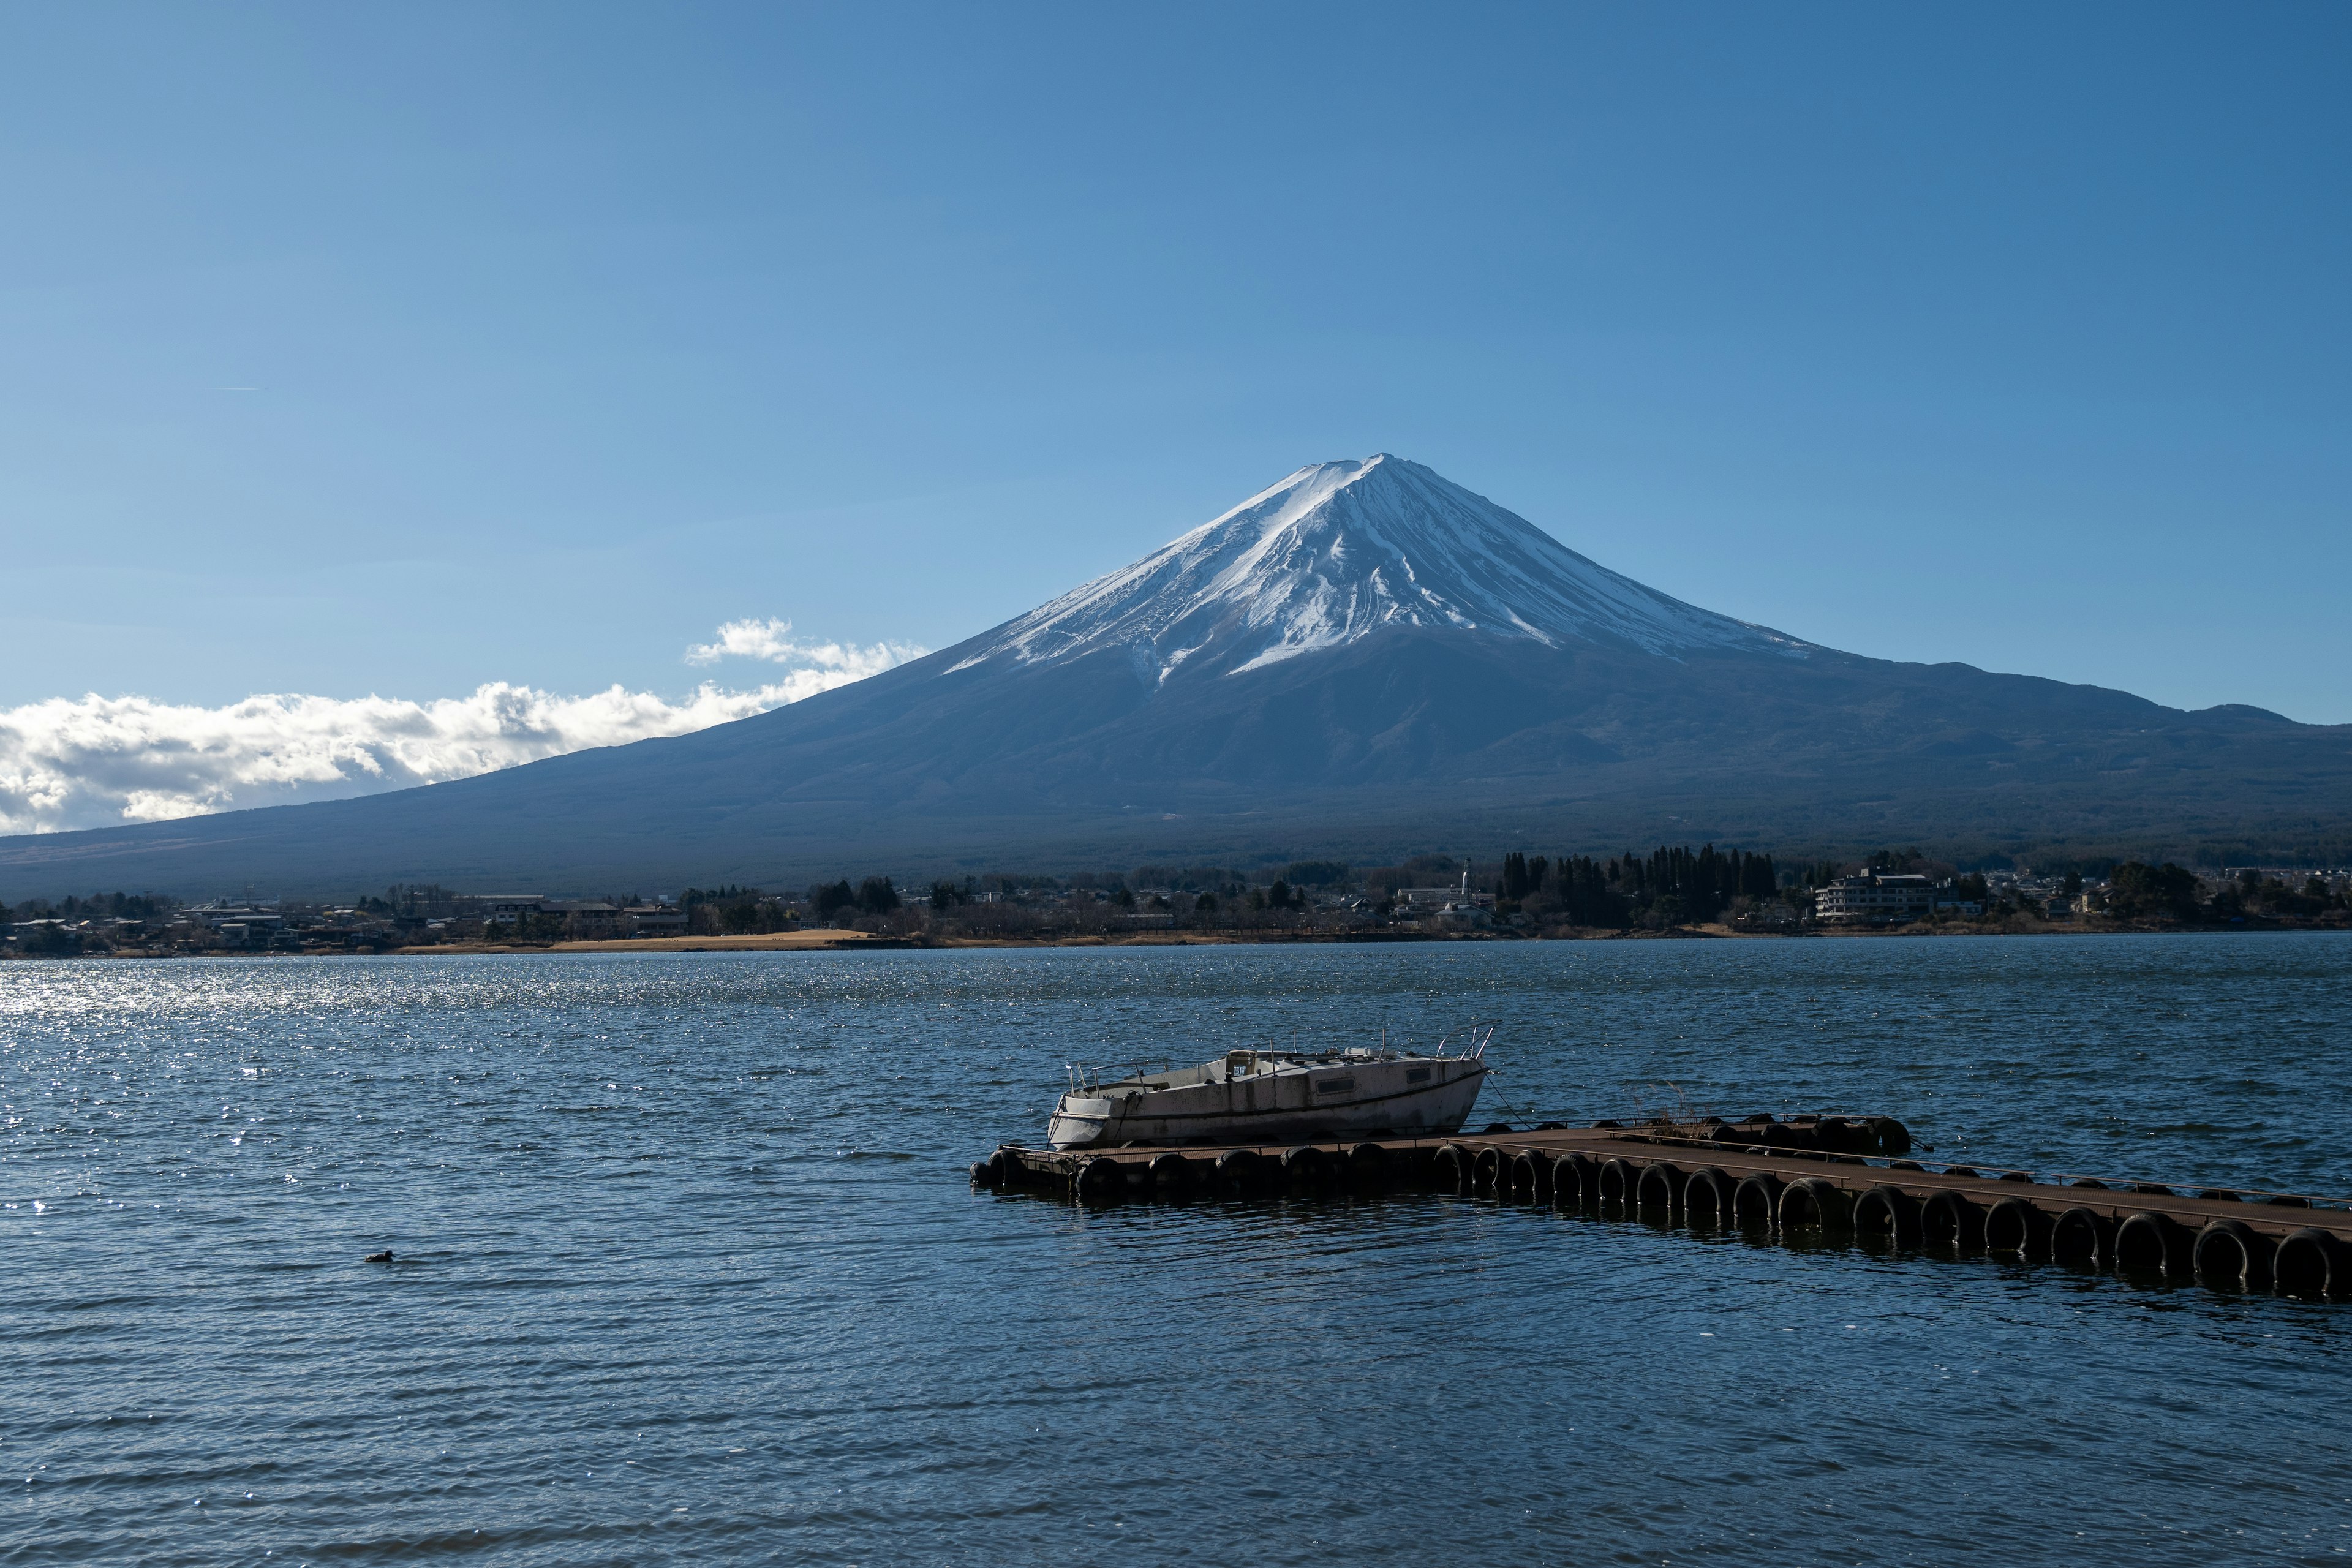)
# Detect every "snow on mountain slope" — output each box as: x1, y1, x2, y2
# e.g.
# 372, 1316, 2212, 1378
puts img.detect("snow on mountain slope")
949, 454, 1809, 683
